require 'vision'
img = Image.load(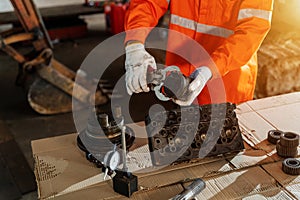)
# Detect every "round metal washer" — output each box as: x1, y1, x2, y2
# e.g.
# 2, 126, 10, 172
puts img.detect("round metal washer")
282, 158, 300, 175
280, 132, 299, 147
276, 141, 298, 158
267, 130, 283, 144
